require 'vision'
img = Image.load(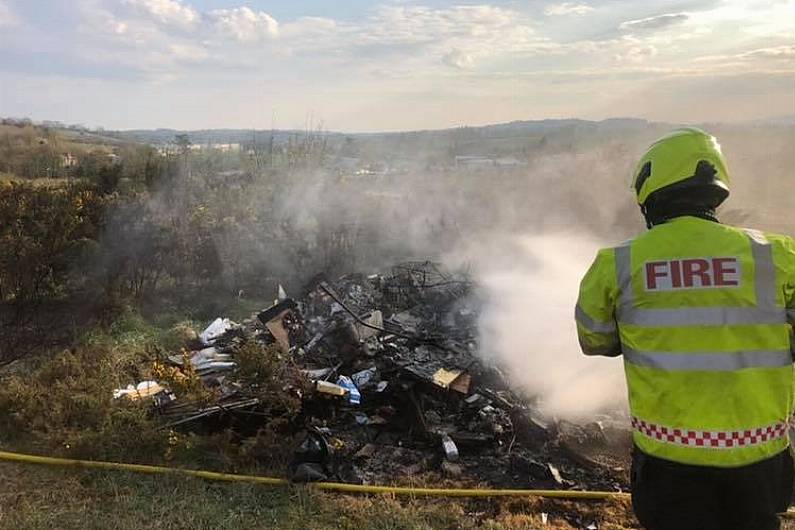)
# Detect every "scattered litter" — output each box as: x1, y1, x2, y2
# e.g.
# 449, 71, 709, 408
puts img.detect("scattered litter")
465, 393, 483, 405
316, 380, 347, 397
548, 464, 564, 484
290, 429, 333, 483
432, 368, 463, 389
113, 381, 168, 401
337, 375, 361, 405
354, 310, 383, 342
199, 318, 233, 346
258, 299, 298, 351
449, 372, 471, 394
441, 434, 459, 462
350, 367, 377, 388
